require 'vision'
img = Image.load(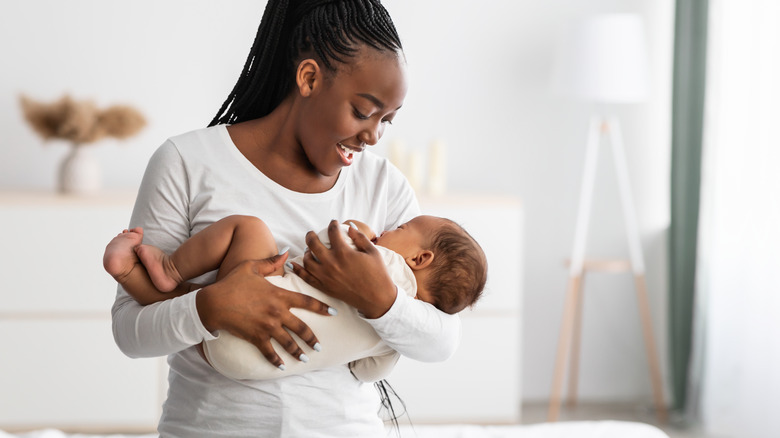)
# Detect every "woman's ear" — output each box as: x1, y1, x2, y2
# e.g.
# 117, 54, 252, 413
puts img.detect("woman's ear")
296, 59, 321, 97
407, 250, 434, 271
